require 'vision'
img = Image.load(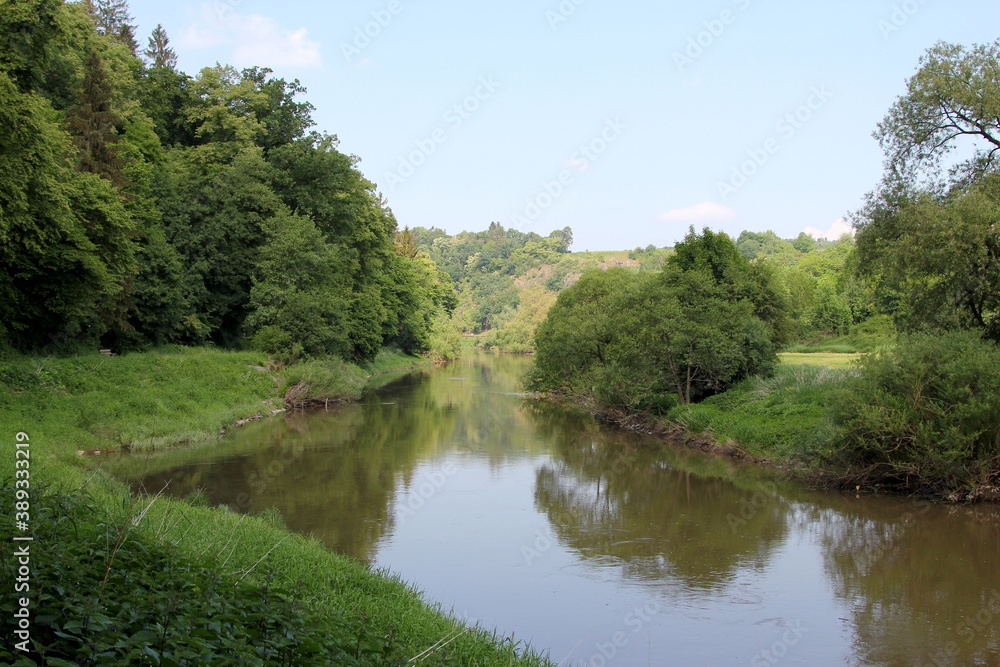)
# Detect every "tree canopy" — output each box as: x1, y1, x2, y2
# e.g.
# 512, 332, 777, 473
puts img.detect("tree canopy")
854, 40, 1000, 343
0, 0, 453, 361
529, 230, 785, 410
